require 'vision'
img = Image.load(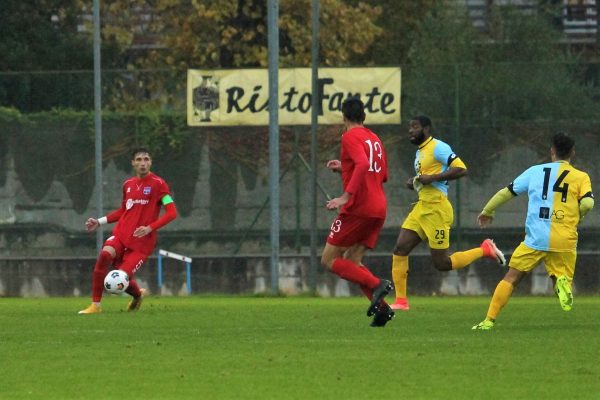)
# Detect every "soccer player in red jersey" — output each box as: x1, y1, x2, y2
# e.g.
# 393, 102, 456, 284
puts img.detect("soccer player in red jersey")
321, 97, 394, 327
78, 148, 177, 314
